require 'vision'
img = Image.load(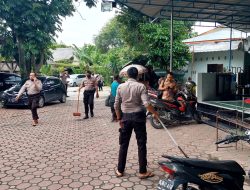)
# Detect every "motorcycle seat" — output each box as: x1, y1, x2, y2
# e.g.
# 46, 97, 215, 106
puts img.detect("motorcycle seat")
161, 99, 181, 107
163, 155, 245, 175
